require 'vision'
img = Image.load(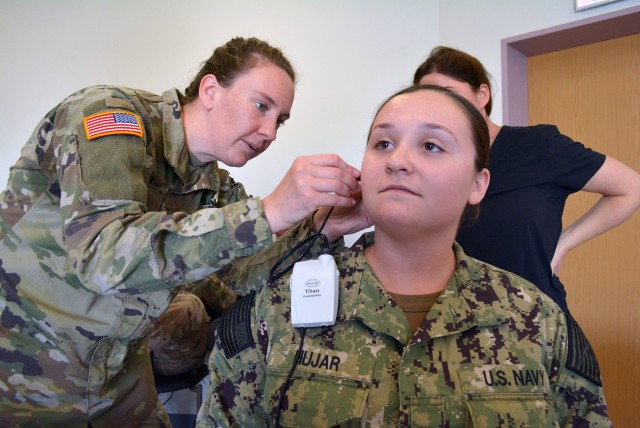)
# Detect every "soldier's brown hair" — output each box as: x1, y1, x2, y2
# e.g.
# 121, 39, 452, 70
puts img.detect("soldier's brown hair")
182, 36, 296, 104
